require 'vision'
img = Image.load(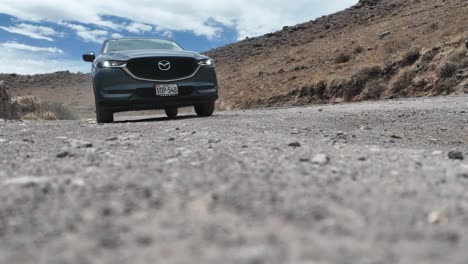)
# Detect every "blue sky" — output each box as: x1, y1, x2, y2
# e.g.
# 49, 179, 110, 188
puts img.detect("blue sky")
0, 0, 356, 74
